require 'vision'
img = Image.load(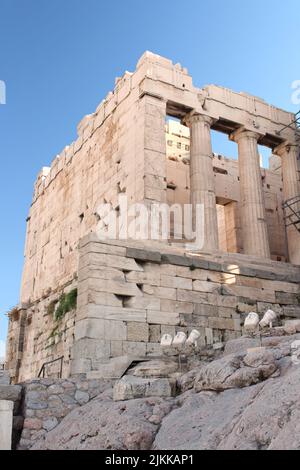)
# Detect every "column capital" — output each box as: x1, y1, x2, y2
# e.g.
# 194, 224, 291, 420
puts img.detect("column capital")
182, 111, 215, 128
230, 127, 263, 143
273, 140, 298, 157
